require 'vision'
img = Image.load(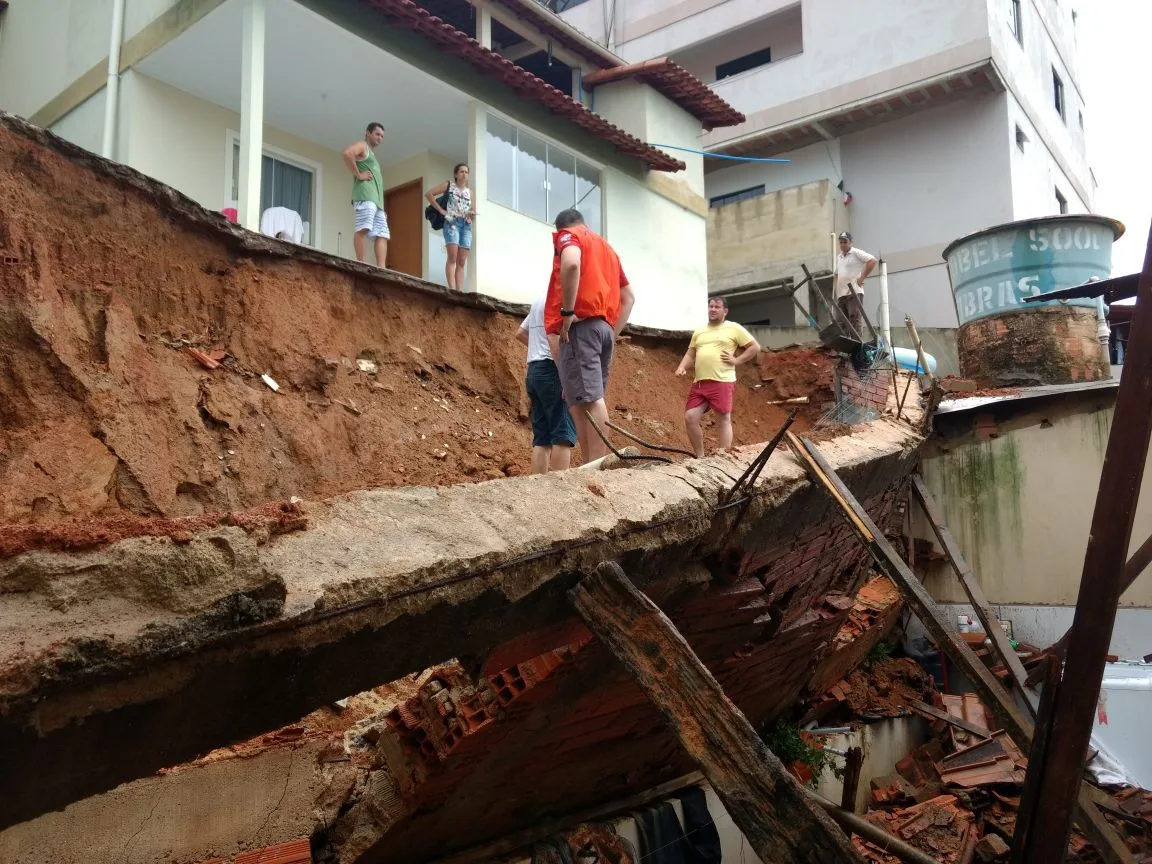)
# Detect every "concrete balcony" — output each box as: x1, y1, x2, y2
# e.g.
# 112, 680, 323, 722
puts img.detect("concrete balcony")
700, 0, 1001, 158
